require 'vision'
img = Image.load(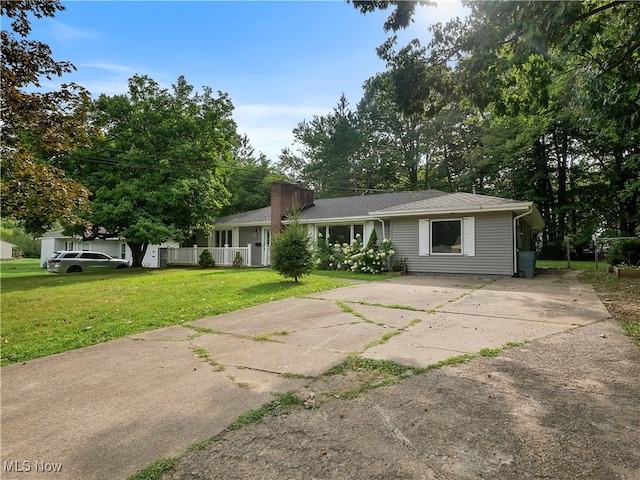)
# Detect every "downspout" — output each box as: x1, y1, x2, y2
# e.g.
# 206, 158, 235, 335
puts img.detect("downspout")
373, 218, 386, 241
512, 207, 532, 275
